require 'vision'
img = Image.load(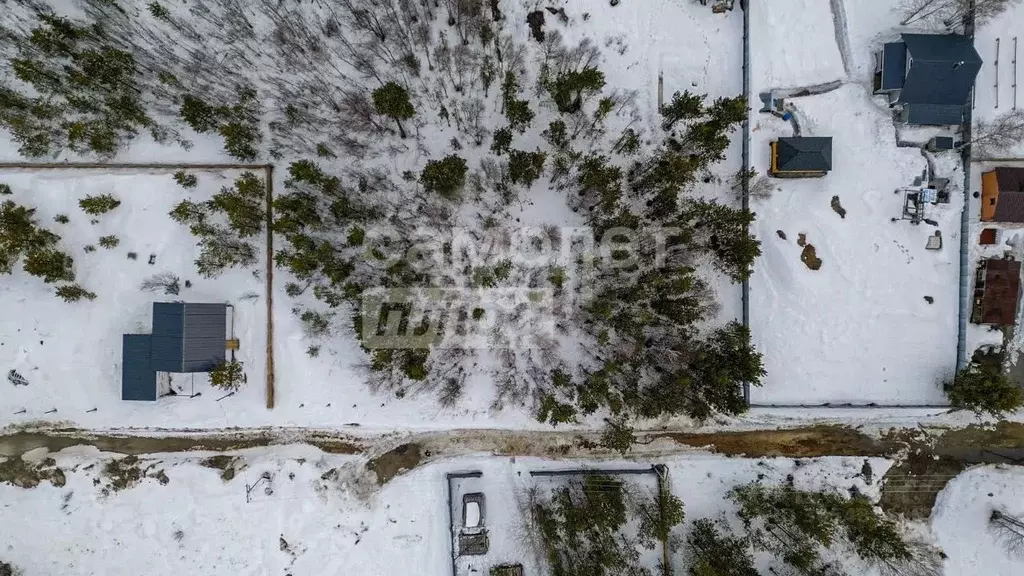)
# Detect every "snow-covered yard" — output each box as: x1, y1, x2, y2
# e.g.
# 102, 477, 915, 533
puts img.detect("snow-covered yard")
748, 84, 960, 405
0, 448, 893, 576
746, 0, 967, 405
0, 170, 268, 426
932, 464, 1024, 576
973, 1, 1024, 157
